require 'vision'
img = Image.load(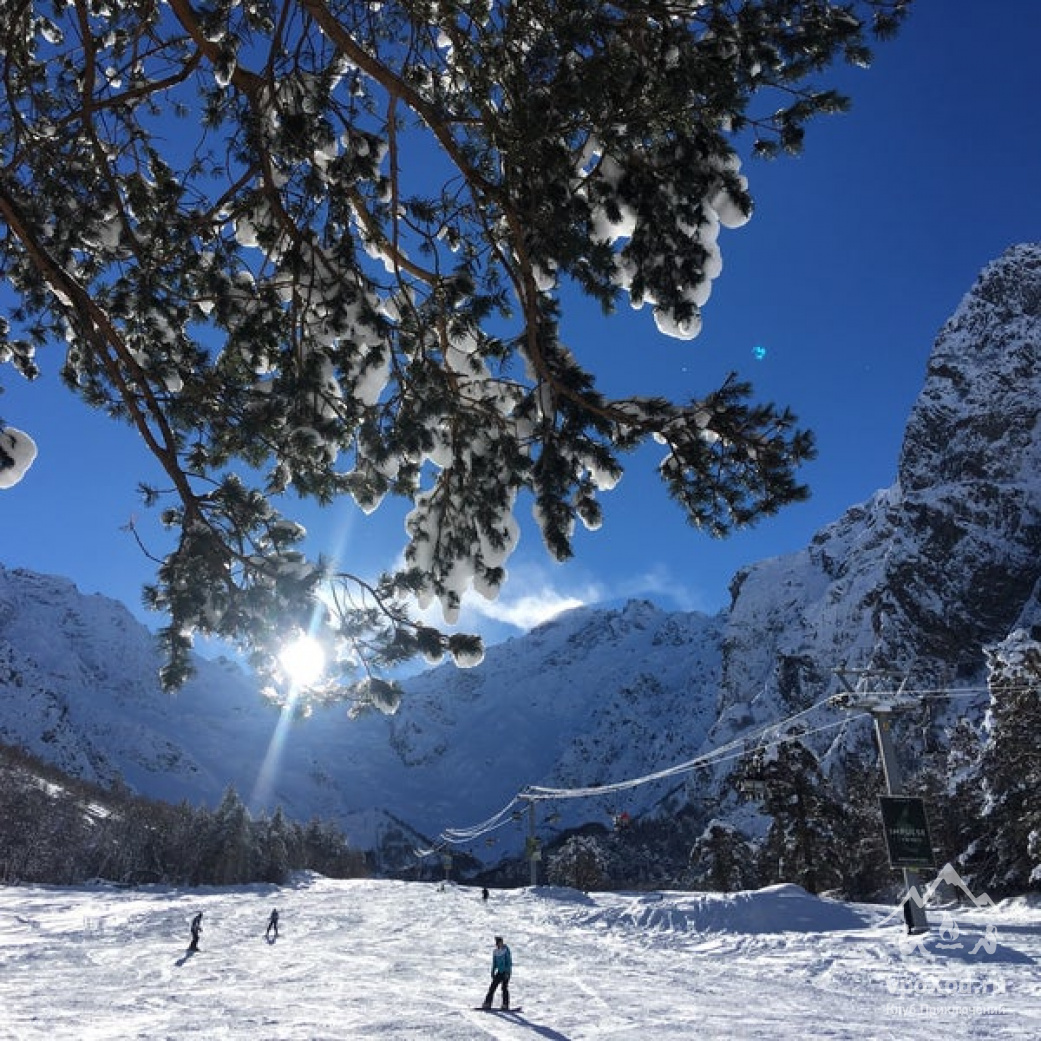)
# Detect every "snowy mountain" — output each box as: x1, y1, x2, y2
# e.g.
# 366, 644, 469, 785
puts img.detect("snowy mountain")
709, 243, 1041, 752
0, 561, 723, 863
2, 243, 1040, 869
